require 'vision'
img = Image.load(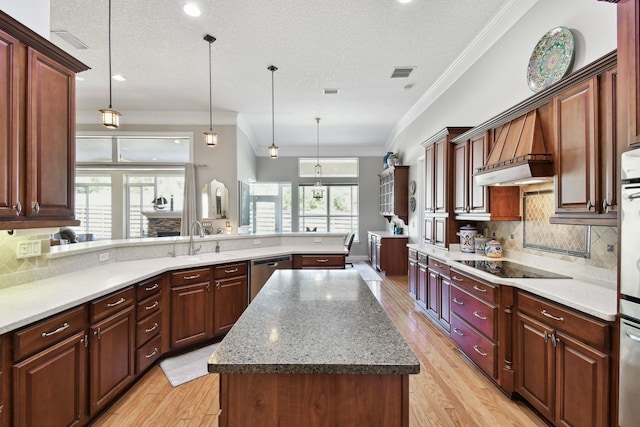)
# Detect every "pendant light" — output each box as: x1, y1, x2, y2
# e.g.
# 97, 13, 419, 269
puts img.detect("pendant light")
204, 34, 218, 147
99, 0, 121, 129
313, 117, 324, 199
267, 65, 279, 158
